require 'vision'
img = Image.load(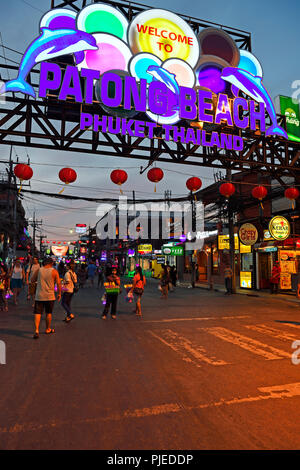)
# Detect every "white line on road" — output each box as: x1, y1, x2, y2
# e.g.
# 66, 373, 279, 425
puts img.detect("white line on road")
245, 324, 299, 341
142, 315, 250, 324
149, 329, 227, 367
202, 327, 291, 360
1, 382, 300, 434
